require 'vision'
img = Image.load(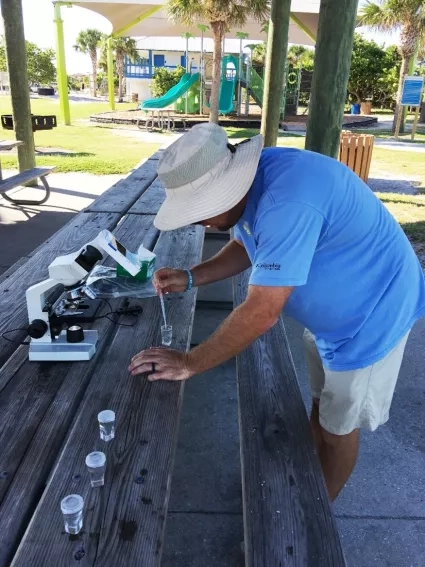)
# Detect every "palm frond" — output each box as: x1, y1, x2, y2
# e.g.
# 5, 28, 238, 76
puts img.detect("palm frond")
167, 0, 269, 27
167, 0, 203, 25
357, 1, 400, 32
